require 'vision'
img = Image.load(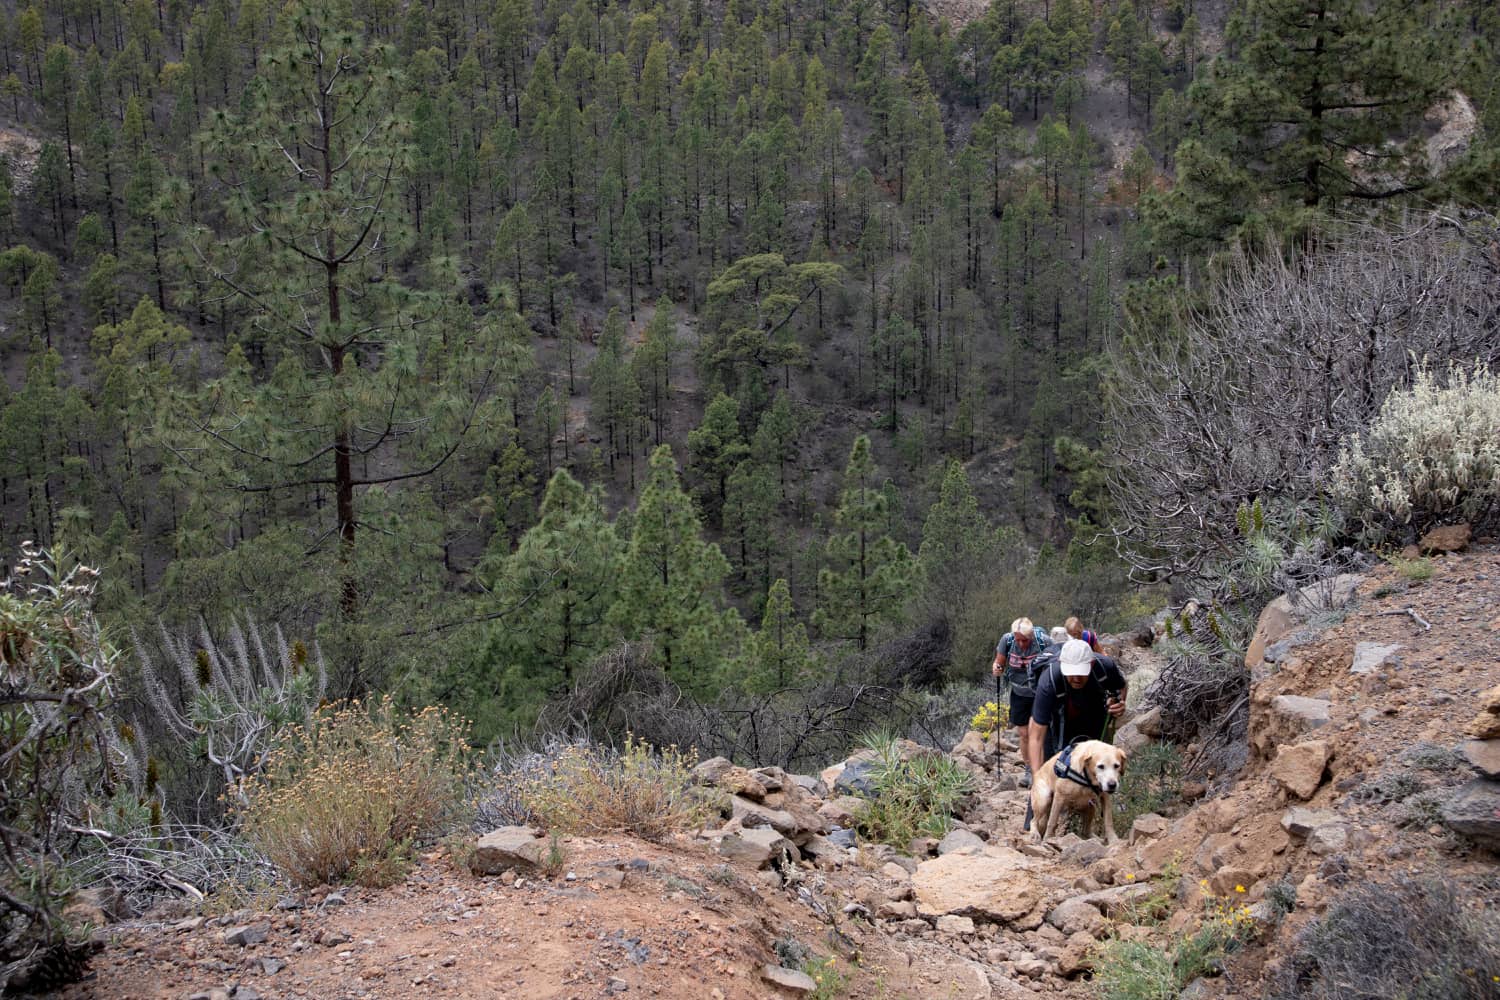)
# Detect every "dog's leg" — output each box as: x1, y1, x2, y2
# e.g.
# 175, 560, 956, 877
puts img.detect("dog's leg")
1079, 801, 1095, 841
1042, 792, 1065, 844
1032, 788, 1051, 841
1102, 793, 1118, 845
